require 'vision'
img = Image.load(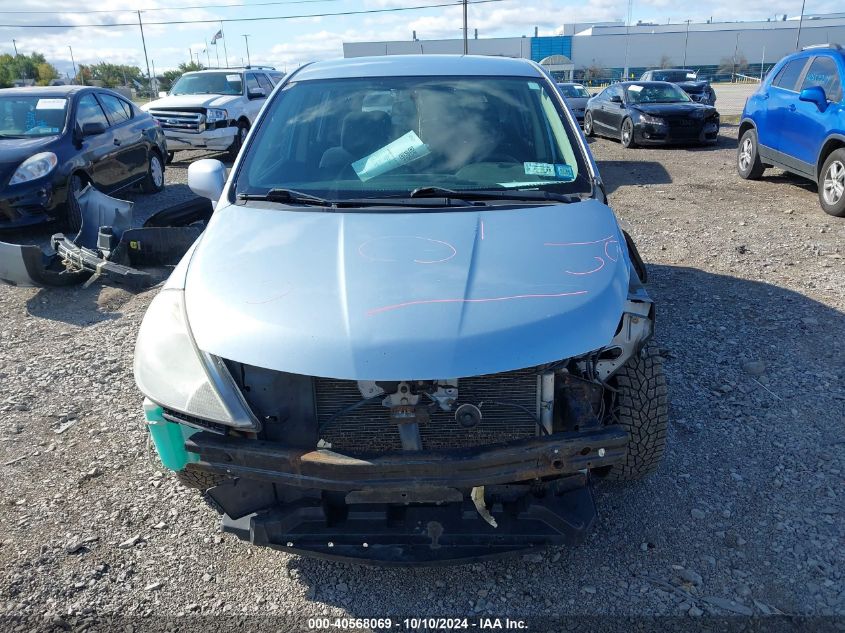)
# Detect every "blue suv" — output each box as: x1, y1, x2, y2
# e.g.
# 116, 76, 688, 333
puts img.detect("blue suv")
738, 44, 845, 217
